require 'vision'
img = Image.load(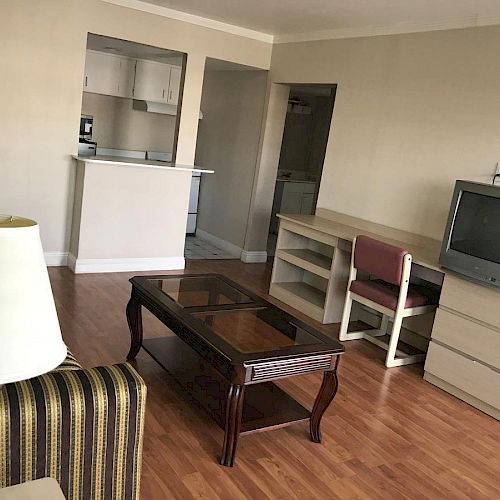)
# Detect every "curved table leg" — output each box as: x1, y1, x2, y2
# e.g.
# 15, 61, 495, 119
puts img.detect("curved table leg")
220, 384, 245, 467
126, 295, 143, 361
310, 364, 339, 443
